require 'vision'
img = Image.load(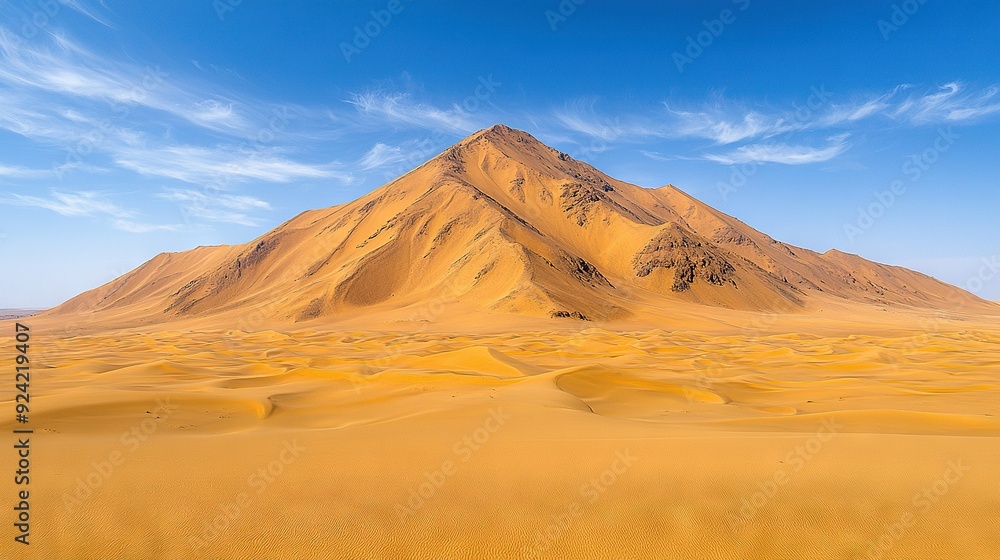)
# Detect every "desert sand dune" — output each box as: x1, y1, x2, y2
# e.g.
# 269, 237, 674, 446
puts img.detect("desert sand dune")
4, 126, 998, 559
3, 320, 999, 559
